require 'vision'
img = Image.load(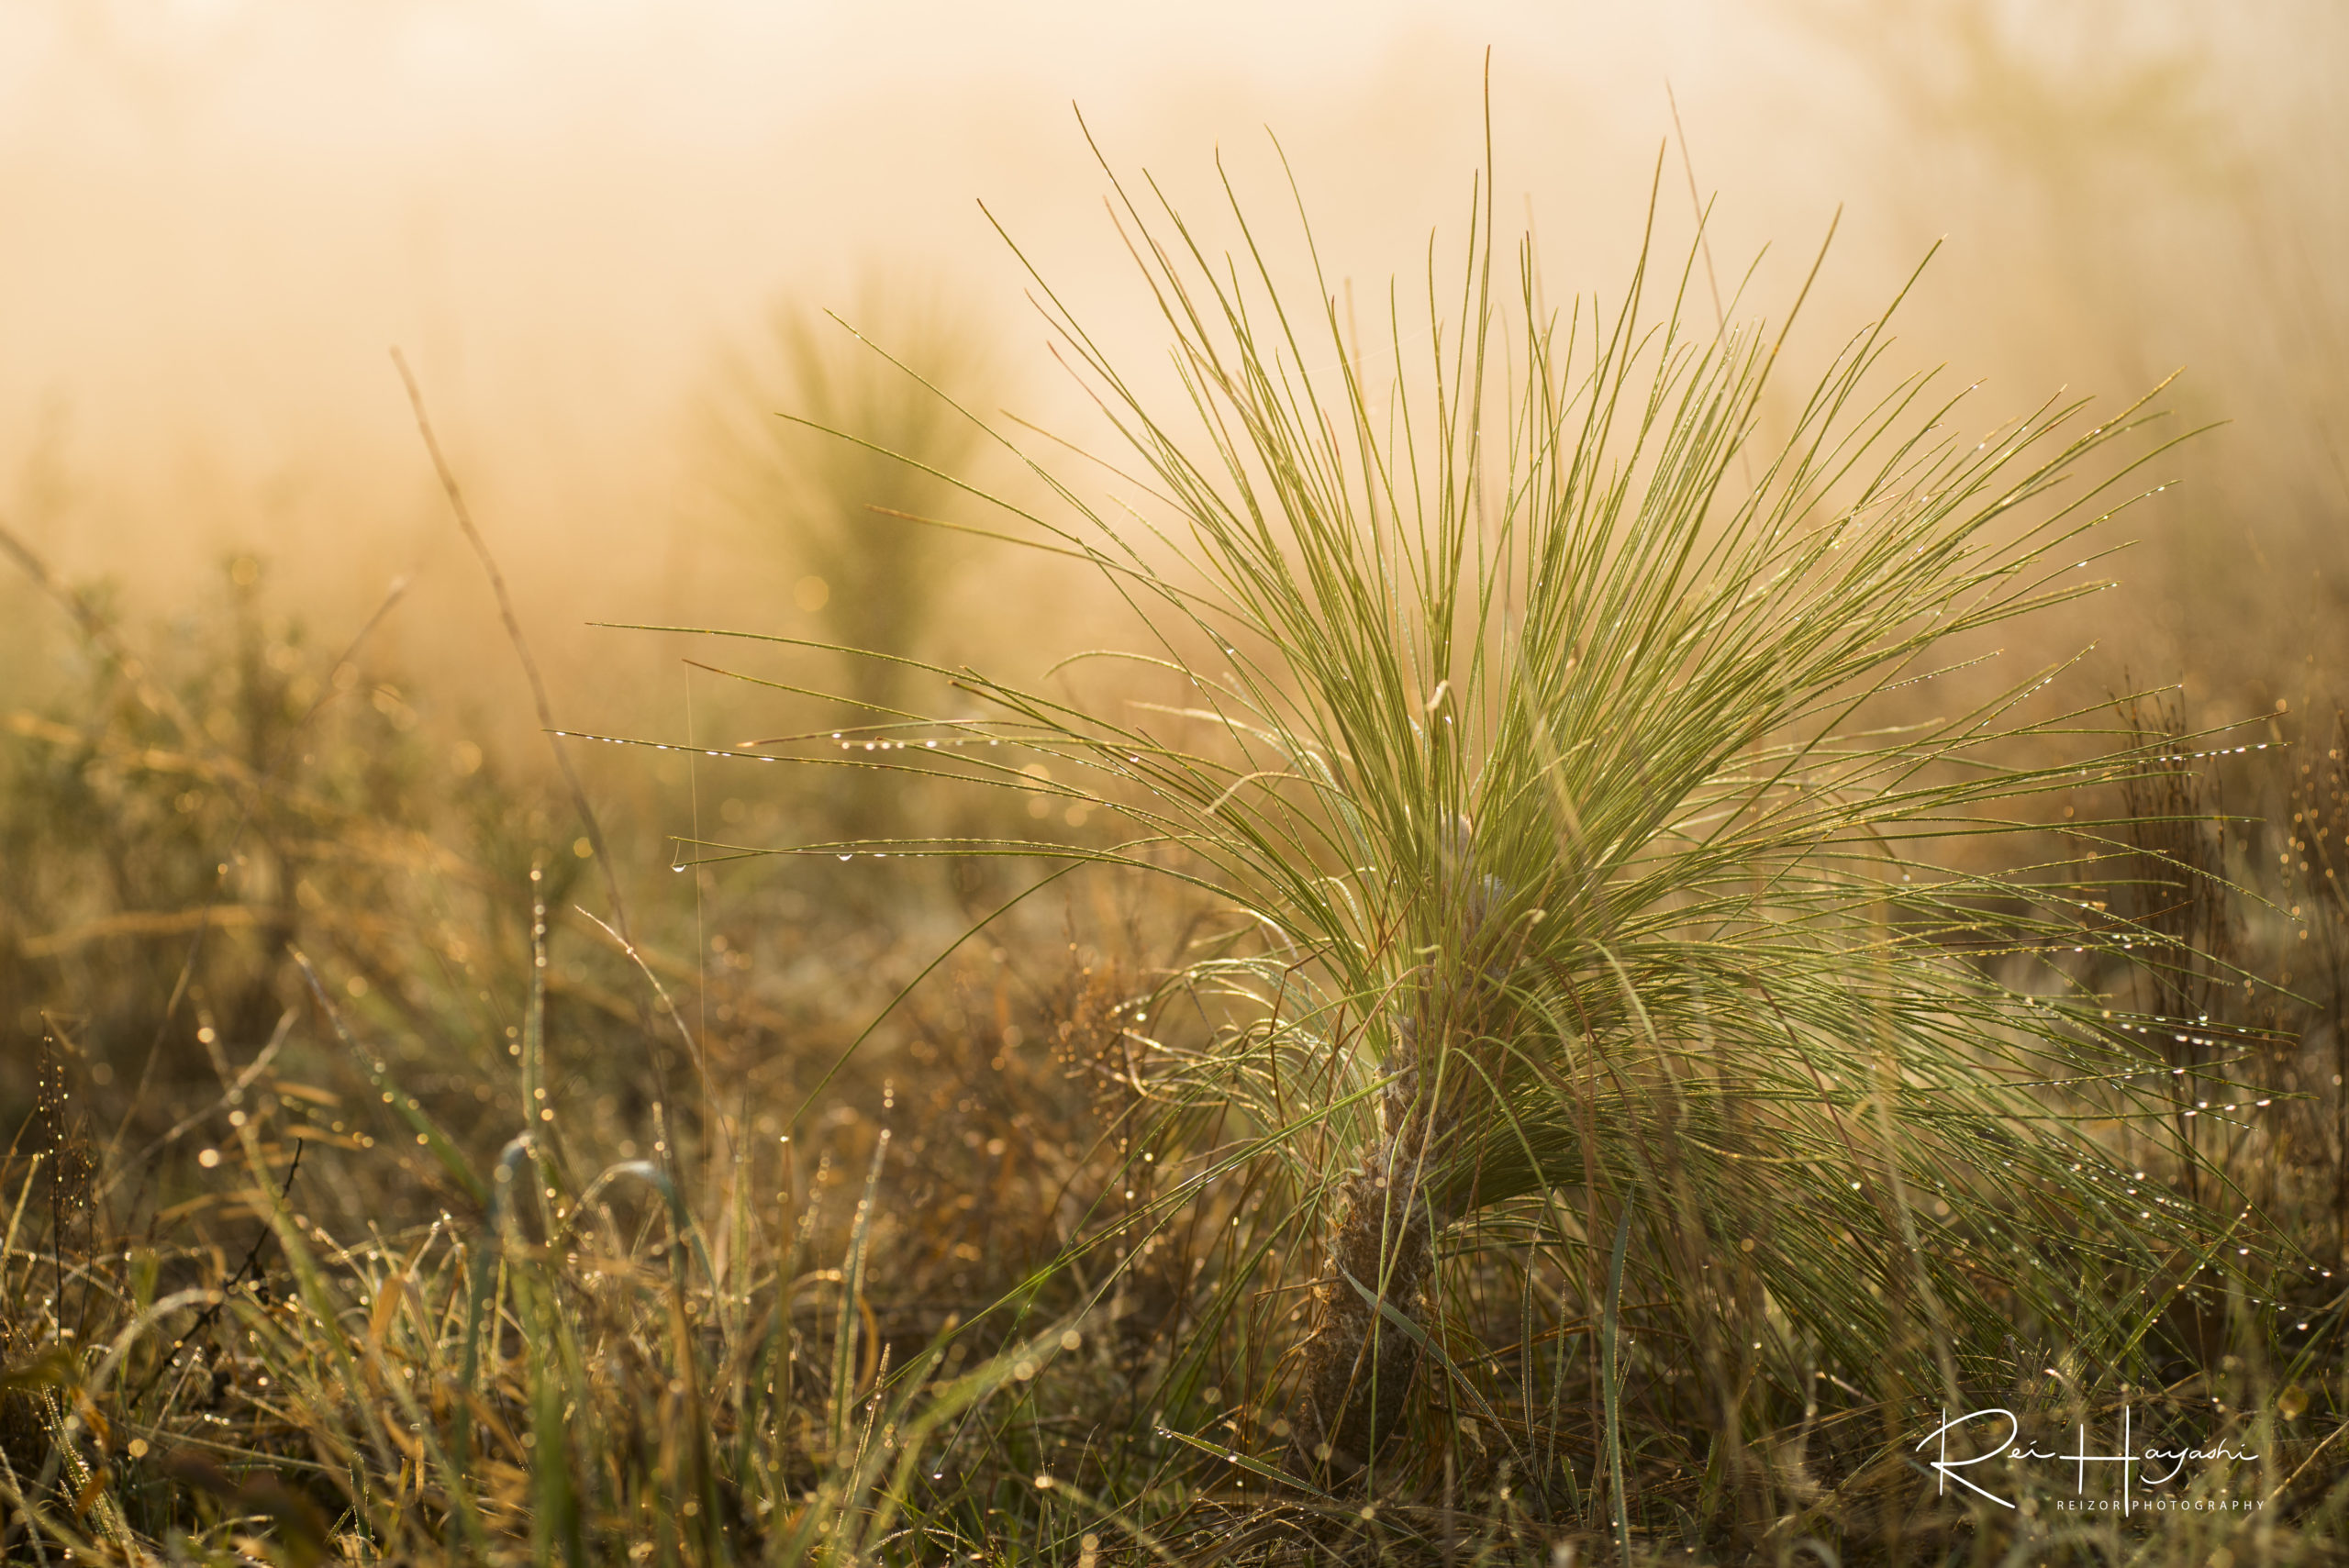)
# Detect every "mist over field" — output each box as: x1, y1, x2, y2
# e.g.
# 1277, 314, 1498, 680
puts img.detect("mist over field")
4, 2, 2341, 717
